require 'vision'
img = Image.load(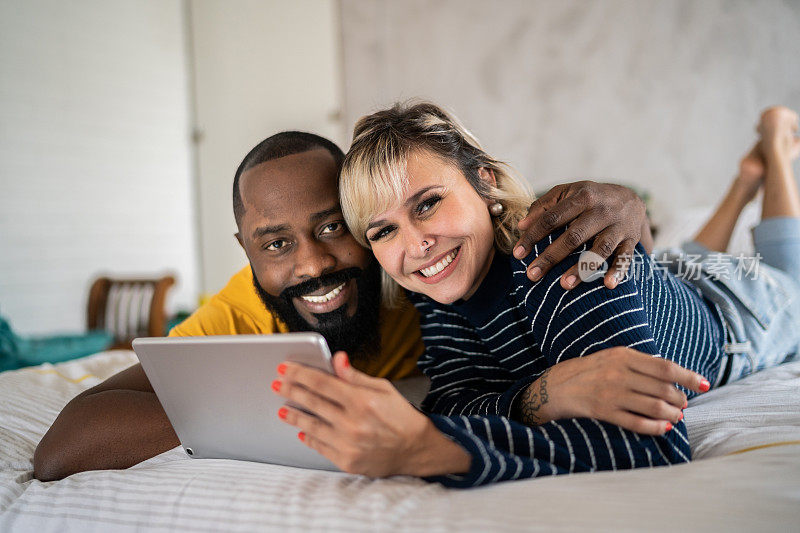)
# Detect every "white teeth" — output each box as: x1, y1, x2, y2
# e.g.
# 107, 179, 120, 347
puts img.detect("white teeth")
419, 249, 458, 277
301, 283, 345, 303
